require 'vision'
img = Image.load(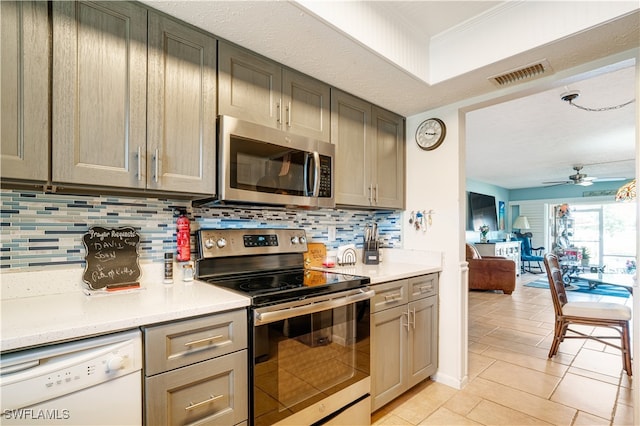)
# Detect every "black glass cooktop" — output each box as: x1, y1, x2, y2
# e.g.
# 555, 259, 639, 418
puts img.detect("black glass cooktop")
201, 269, 370, 307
